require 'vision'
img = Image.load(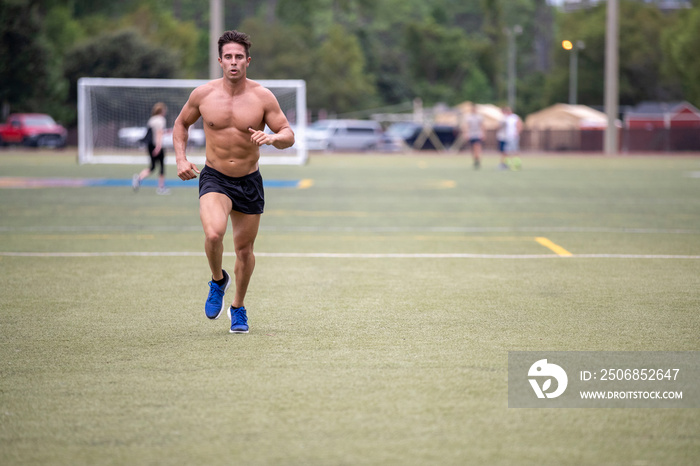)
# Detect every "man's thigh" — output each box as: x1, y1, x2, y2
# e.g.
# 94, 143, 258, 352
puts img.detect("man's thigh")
229, 211, 261, 248
200, 192, 233, 235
